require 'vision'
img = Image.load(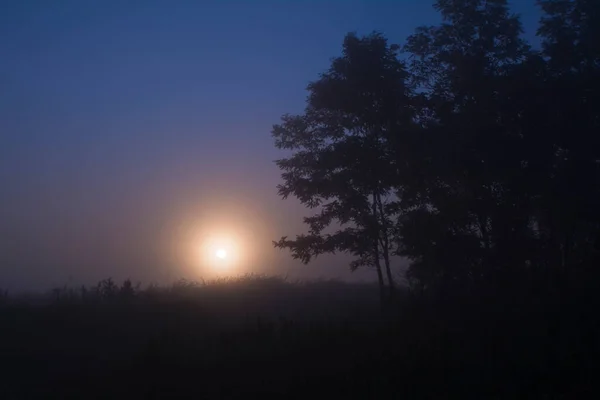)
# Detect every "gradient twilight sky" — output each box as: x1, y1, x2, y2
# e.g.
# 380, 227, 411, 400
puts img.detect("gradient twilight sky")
0, 1, 541, 290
